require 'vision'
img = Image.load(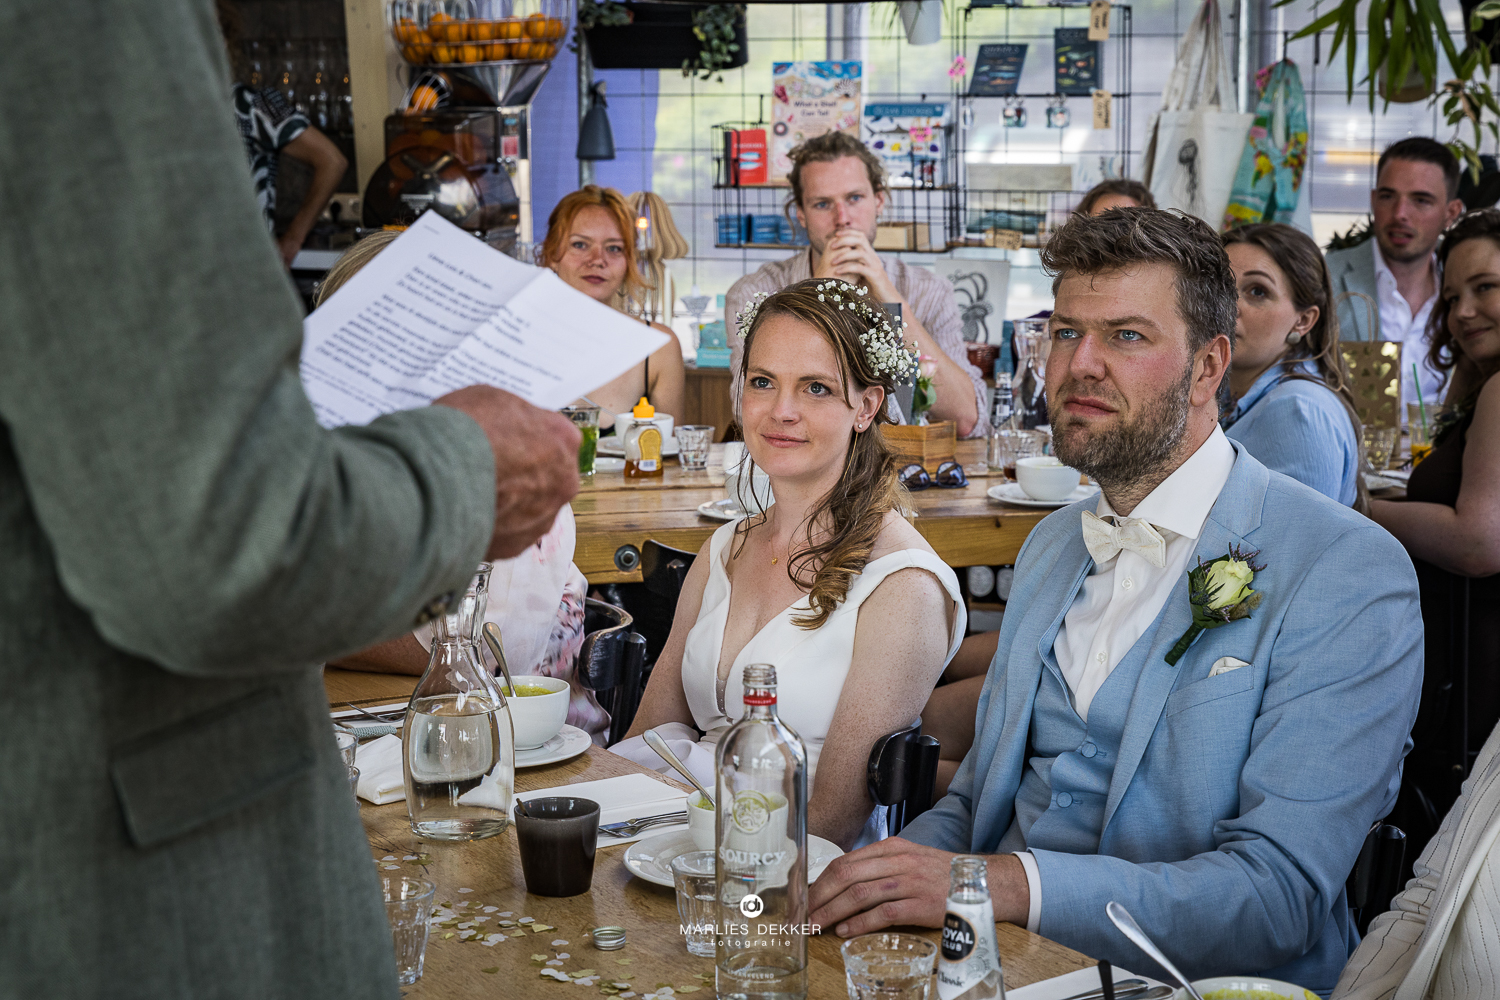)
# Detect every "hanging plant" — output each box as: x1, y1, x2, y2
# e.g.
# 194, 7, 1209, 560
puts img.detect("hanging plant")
688, 4, 746, 81
578, 1, 747, 79
1281, 0, 1500, 178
